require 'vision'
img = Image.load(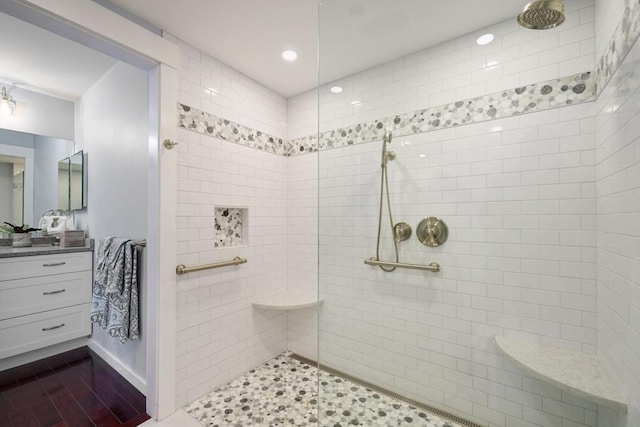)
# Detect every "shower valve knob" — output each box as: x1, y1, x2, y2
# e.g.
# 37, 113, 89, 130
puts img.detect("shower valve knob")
417, 217, 448, 247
